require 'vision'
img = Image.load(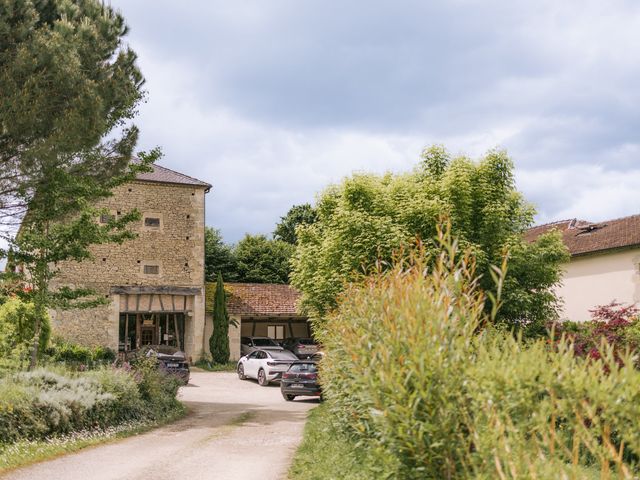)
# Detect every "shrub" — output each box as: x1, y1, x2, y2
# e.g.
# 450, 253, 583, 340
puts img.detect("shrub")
44, 338, 116, 368
318, 233, 640, 478
0, 298, 51, 362
552, 302, 640, 365
0, 361, 182, 443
